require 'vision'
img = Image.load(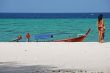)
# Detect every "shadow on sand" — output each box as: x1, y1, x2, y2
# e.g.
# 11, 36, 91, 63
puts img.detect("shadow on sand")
0, 62, 58, 73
